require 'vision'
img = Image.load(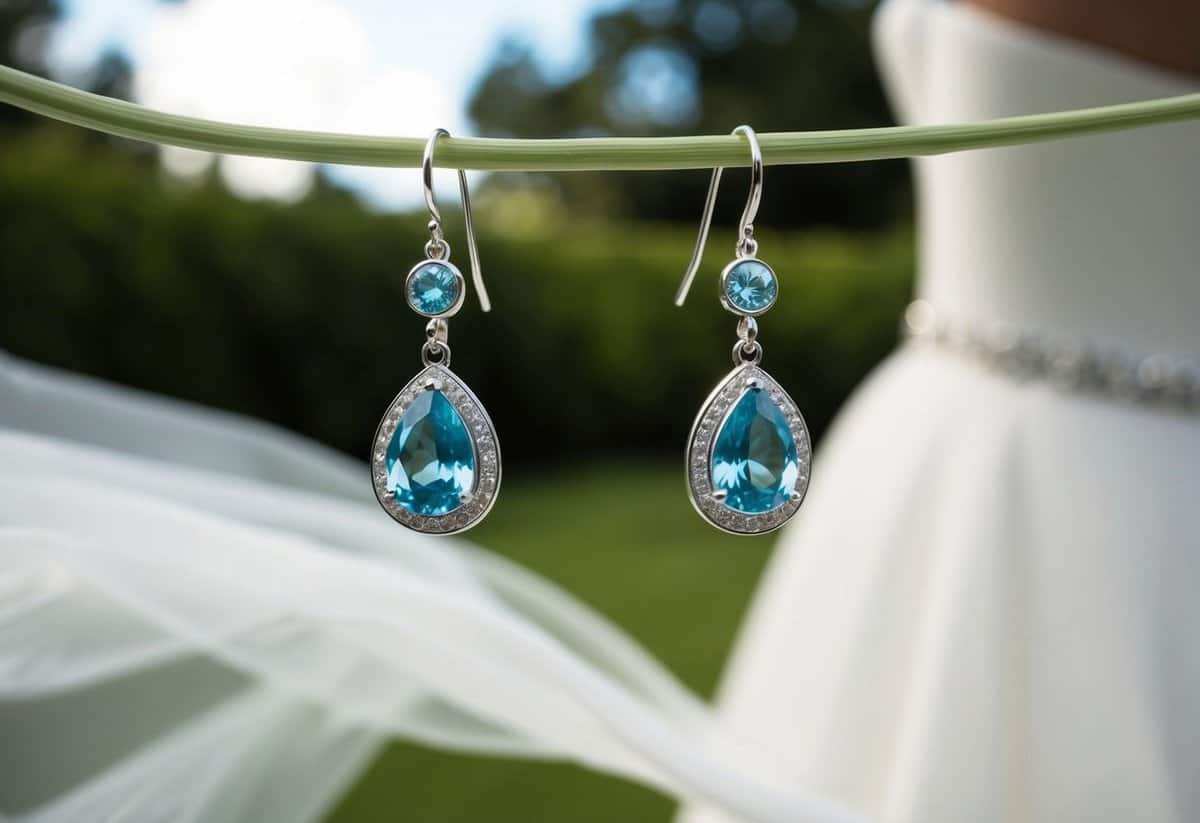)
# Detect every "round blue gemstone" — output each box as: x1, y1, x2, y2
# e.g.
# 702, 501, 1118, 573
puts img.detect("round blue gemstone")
723, 259, 778, 314
385, 389, 476, 516
710, 387, 799, 514
406, 262, 462, 316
